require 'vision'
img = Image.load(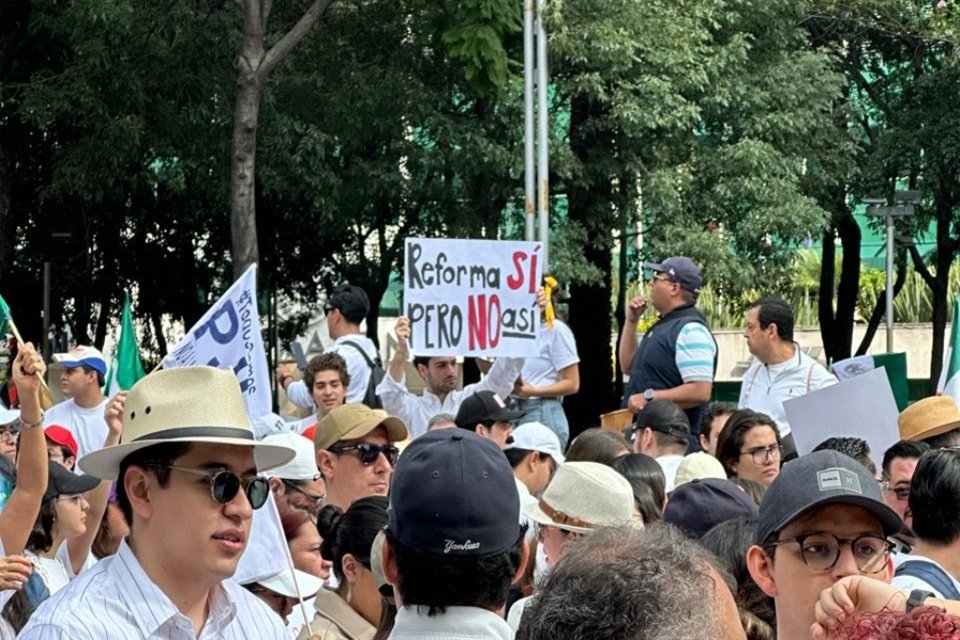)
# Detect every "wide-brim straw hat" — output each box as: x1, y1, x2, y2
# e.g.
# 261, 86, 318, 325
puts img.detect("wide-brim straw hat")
79, 367, 296, 480
523, 461, 637, 534
898, 396, 960, 442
